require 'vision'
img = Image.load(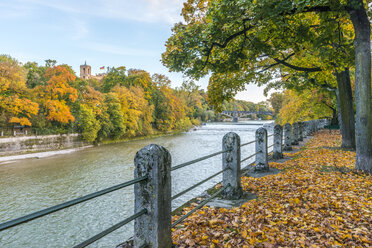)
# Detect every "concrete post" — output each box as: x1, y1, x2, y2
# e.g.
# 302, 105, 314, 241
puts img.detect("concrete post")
13, 130, 16, 136
311, 120, 316, 133
222, 132, 242, 200
303, 121, 307, 137
302, 122, 307, 137
284, 123, 292, 151
134, 144, 172, 248
273, 124, 283, 159
255, 127, 268, 171
298, 122, 304, 141
25, 130, 28, 135
305, 121, 311, 136
0, 131, 3, 136
292, 122, 299, 145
